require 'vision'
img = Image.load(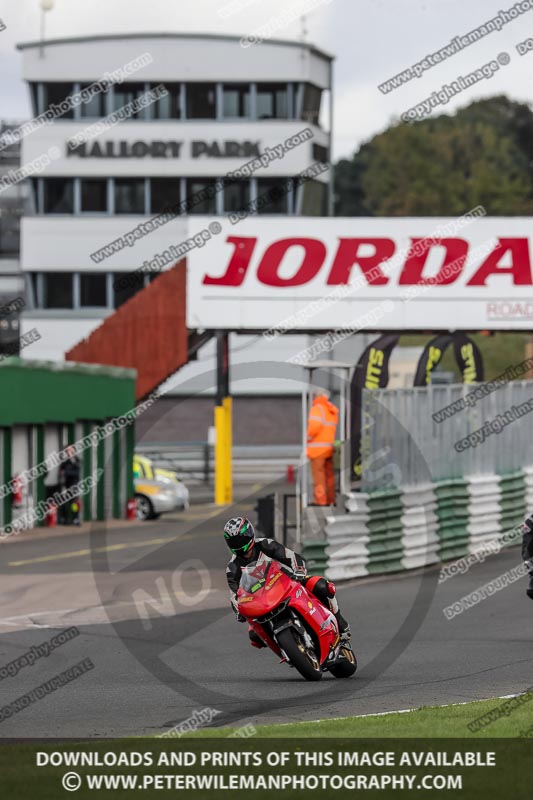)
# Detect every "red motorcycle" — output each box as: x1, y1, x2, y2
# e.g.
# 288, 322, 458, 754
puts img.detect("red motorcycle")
237, 554, 357, 681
